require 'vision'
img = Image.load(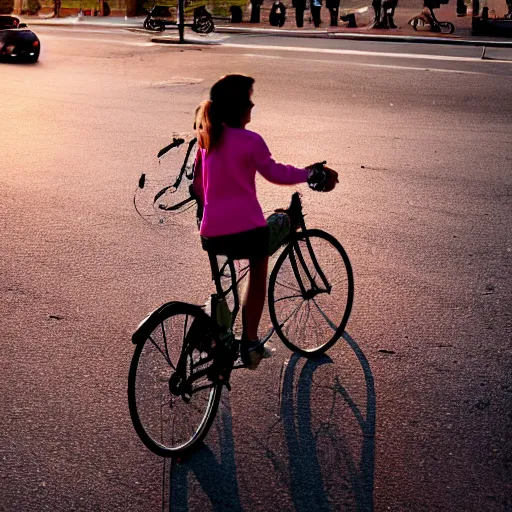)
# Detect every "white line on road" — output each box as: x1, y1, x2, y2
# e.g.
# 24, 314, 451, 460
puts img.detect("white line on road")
41, 34, 155, 46
242, 53, 487, 74
35, 27, 132, 35
225, 42, 512, 64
